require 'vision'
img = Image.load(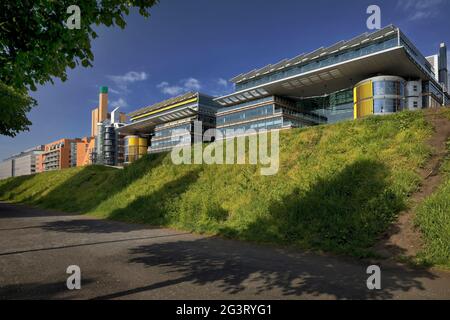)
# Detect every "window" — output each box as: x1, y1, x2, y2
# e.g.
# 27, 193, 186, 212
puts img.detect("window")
413, 85, 418, 92
374, 98, 402, 113
413, 101, 418, 108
